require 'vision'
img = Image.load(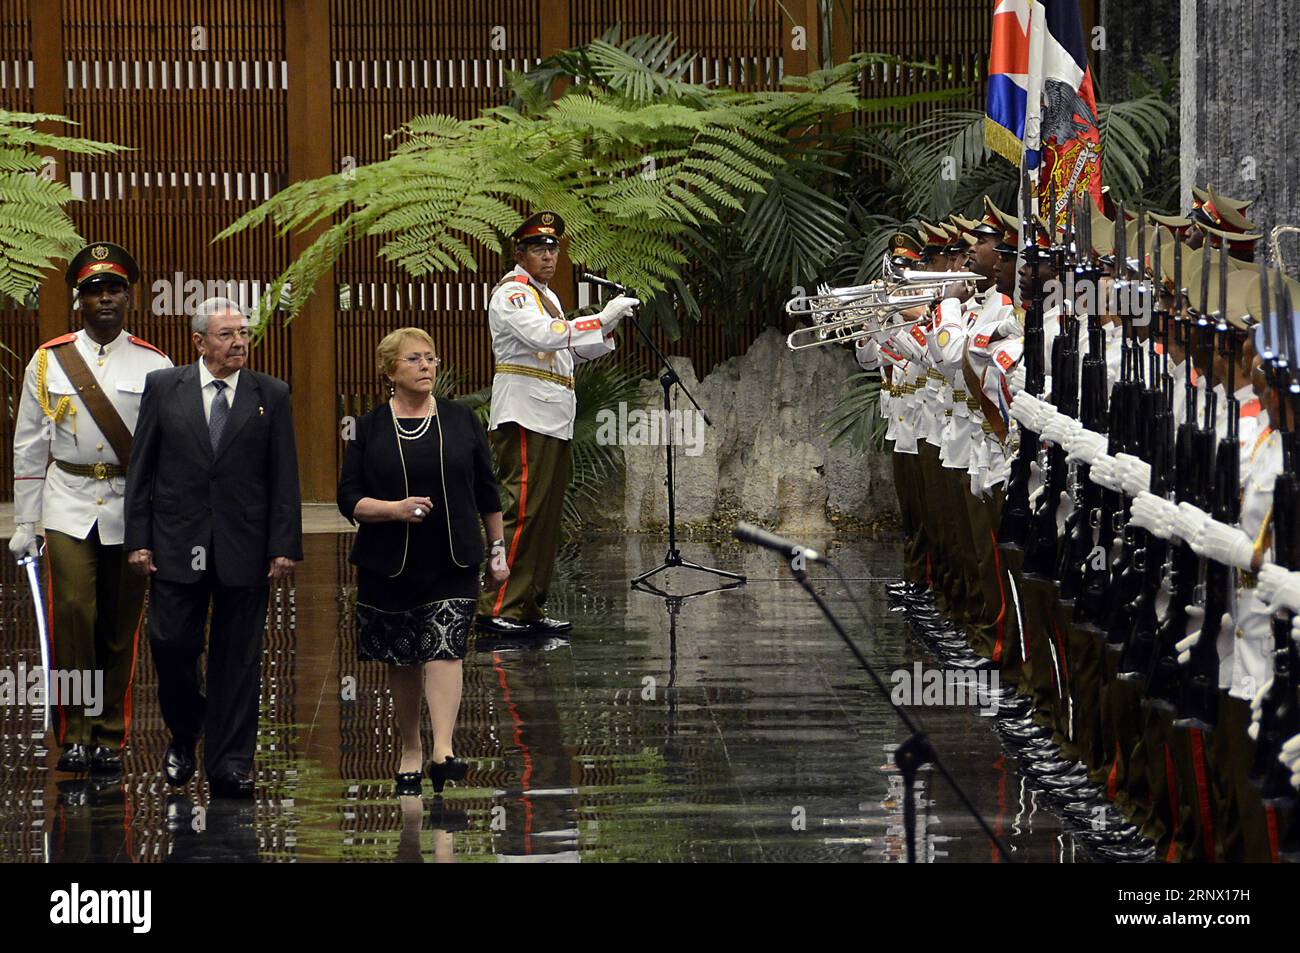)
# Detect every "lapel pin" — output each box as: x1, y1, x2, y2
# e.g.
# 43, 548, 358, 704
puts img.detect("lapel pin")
258, 405, 264, 416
